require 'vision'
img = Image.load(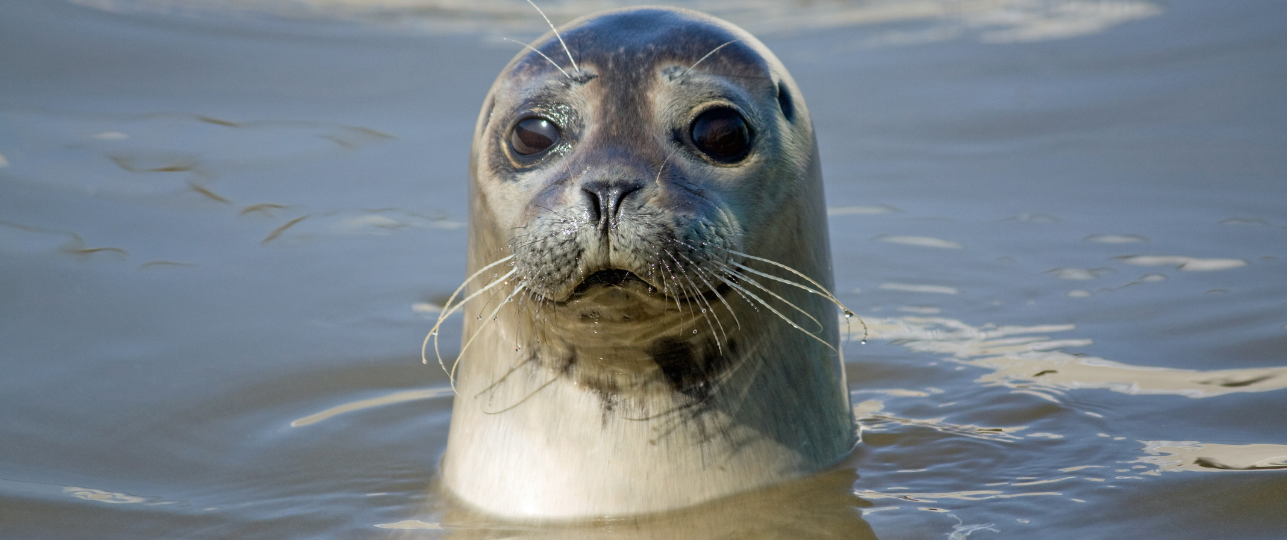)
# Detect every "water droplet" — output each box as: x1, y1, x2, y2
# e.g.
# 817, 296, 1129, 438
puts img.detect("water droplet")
692, 329, 698, 334
429, 331, 437, 336
476, 316, 482, 320
844, 310, 854, 319
860, 339, 867, 345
